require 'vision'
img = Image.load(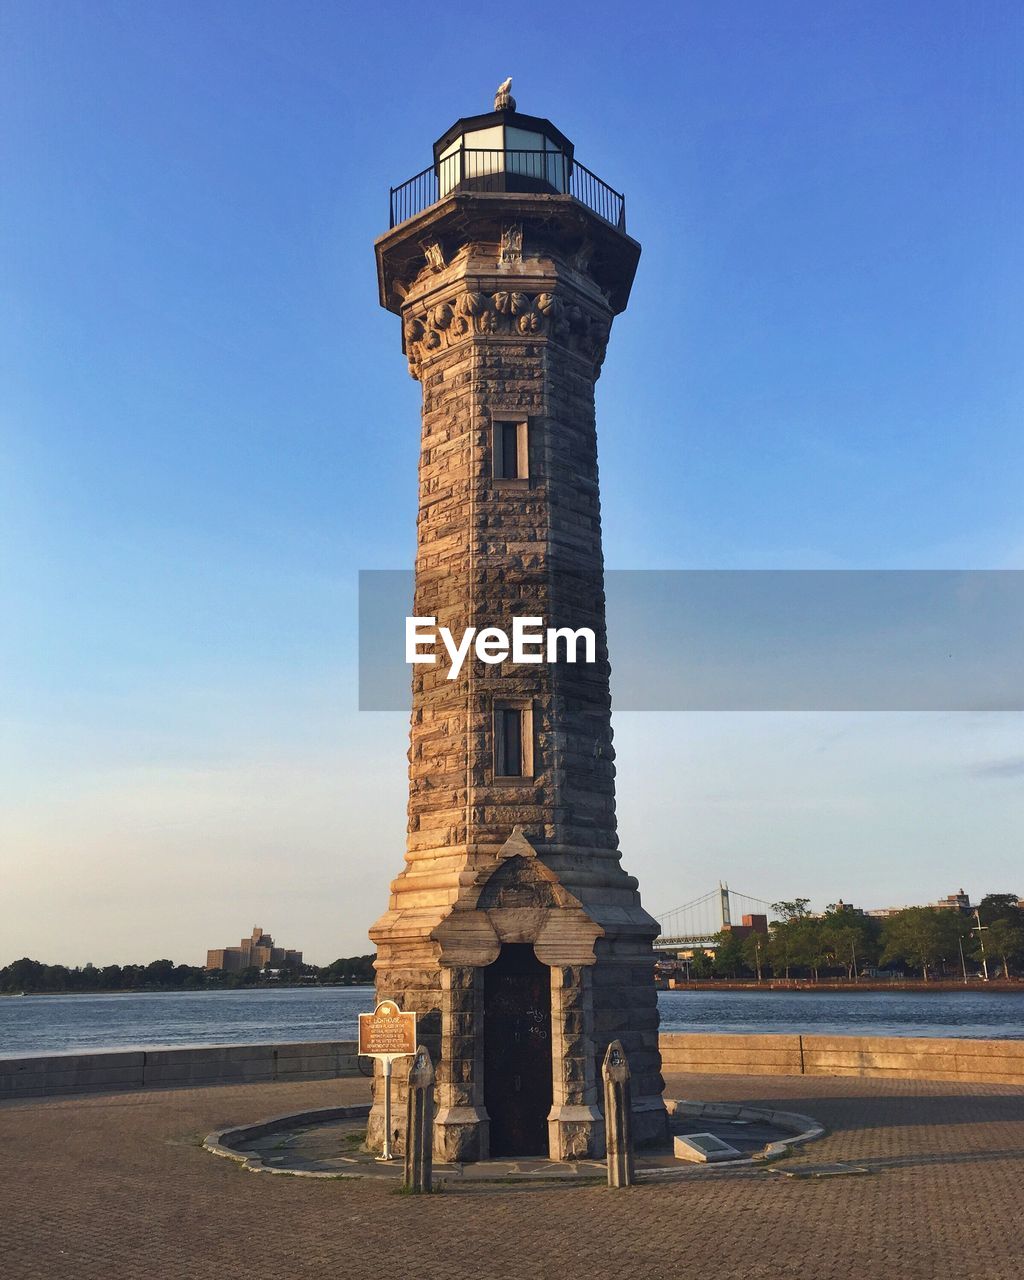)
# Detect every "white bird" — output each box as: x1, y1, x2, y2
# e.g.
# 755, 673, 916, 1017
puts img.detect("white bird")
494, 77, 516, 111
